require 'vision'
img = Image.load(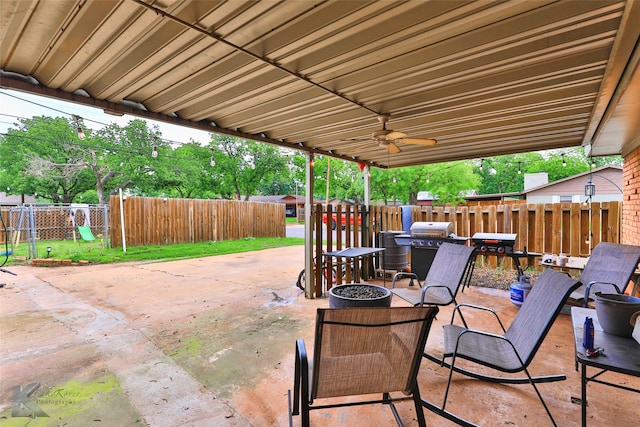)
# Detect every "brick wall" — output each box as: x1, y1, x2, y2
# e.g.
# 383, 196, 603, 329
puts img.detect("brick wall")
622, 145, 640, 245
